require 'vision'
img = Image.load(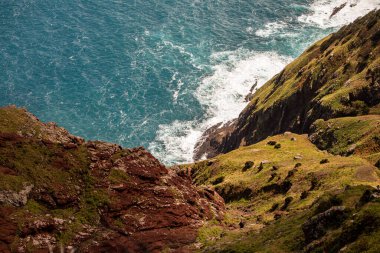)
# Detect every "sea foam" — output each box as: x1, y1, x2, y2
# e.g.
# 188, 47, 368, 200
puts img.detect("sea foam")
149, 50, 292, 165
298, 0, 380, 28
